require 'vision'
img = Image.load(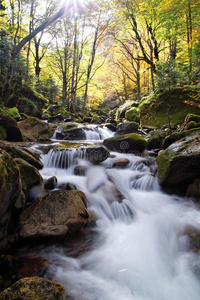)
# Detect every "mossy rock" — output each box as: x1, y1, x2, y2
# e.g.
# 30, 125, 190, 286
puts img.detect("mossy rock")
103, 133, 148, 154
184, 113, 200, 124
163, 127, 200, 149
0, 150, 25, 252
139, 86, 200, 127
14, 158, 43, 194
116, 100, 139, 120
0, 126, 7, 140
157, 136, 200, 189
1, 145, 43, 169
0, 277, 65, 300
125, 107, 139, 122
18, 117, 52, 141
